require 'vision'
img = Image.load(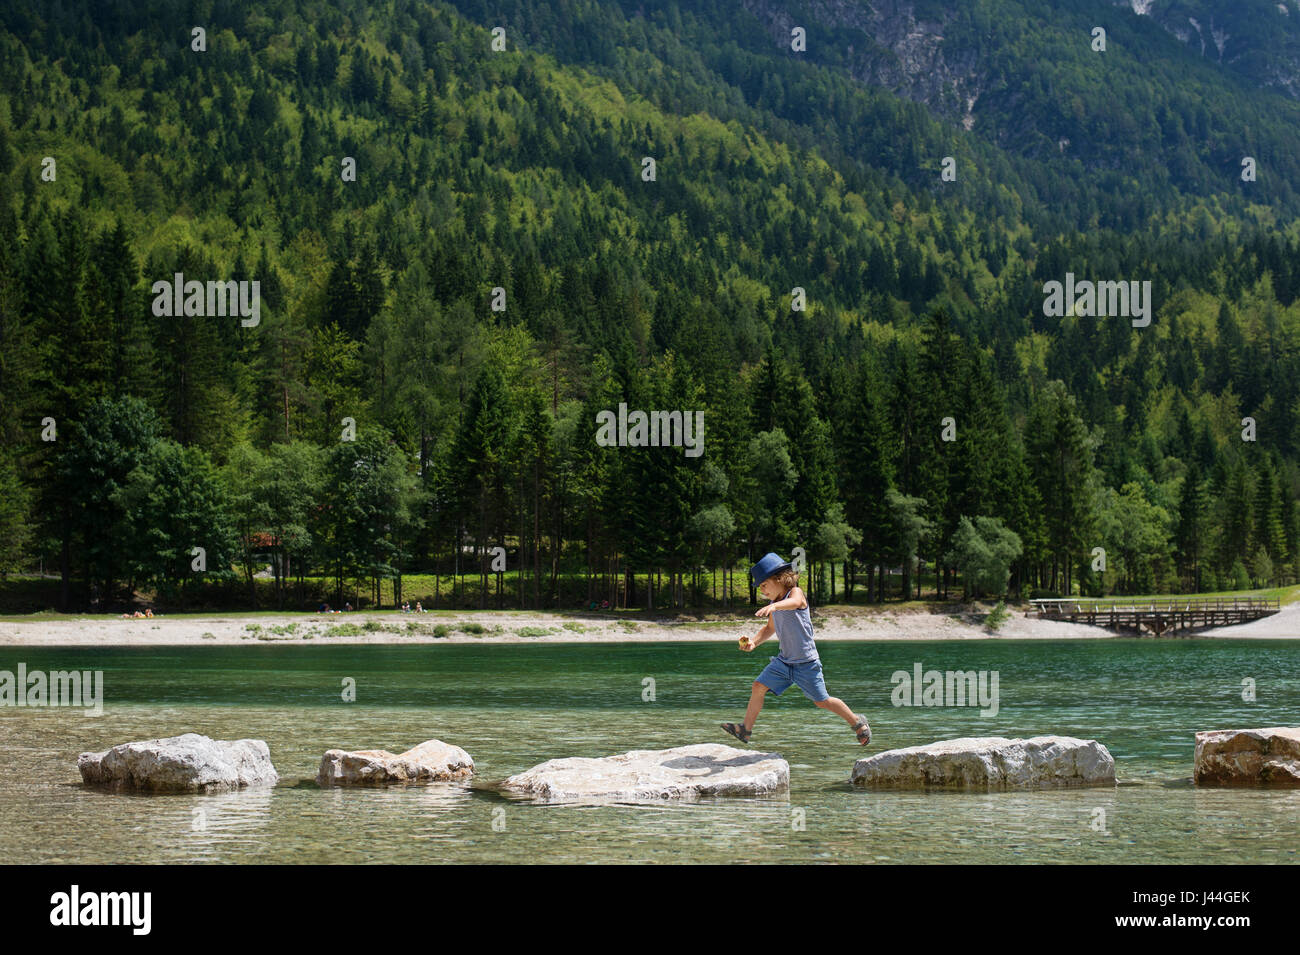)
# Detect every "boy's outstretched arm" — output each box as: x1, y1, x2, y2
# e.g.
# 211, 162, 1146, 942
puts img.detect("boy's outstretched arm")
757, 585, 807, 615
